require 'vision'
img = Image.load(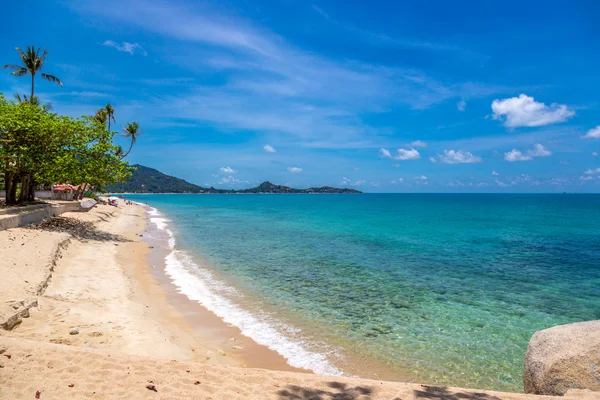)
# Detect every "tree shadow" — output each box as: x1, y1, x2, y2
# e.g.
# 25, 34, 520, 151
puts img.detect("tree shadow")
278, 381, 375, 400
29, 216, 132, 242
414, 385, 501, 400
